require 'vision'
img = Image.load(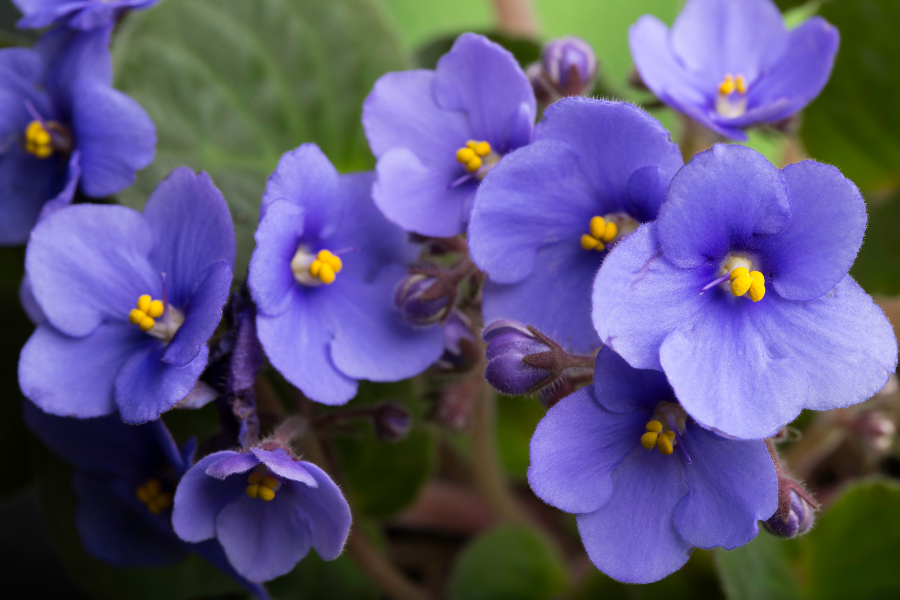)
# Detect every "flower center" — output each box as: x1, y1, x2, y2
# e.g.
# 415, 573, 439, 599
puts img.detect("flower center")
291, 247, 343, 286
715, 73, 748, 118
580, 213, 639, 251
129, 294, 184, 341
699, 254, 767, 302
639, 402, 689, 459
24, 119, 71, 159
455, 140, 500, 180
135, 478, 173, 515
245, 468, 281, 501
